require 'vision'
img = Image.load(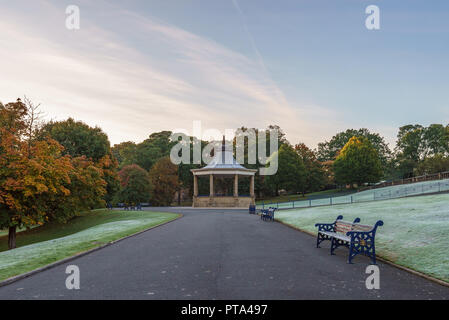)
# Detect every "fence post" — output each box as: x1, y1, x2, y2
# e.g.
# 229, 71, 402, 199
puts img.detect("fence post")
330, 197, 333, 205
350, 196, 353, 204
293, 201, 295, 209
309, 200, 312, 207
439, 182, 441, 192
